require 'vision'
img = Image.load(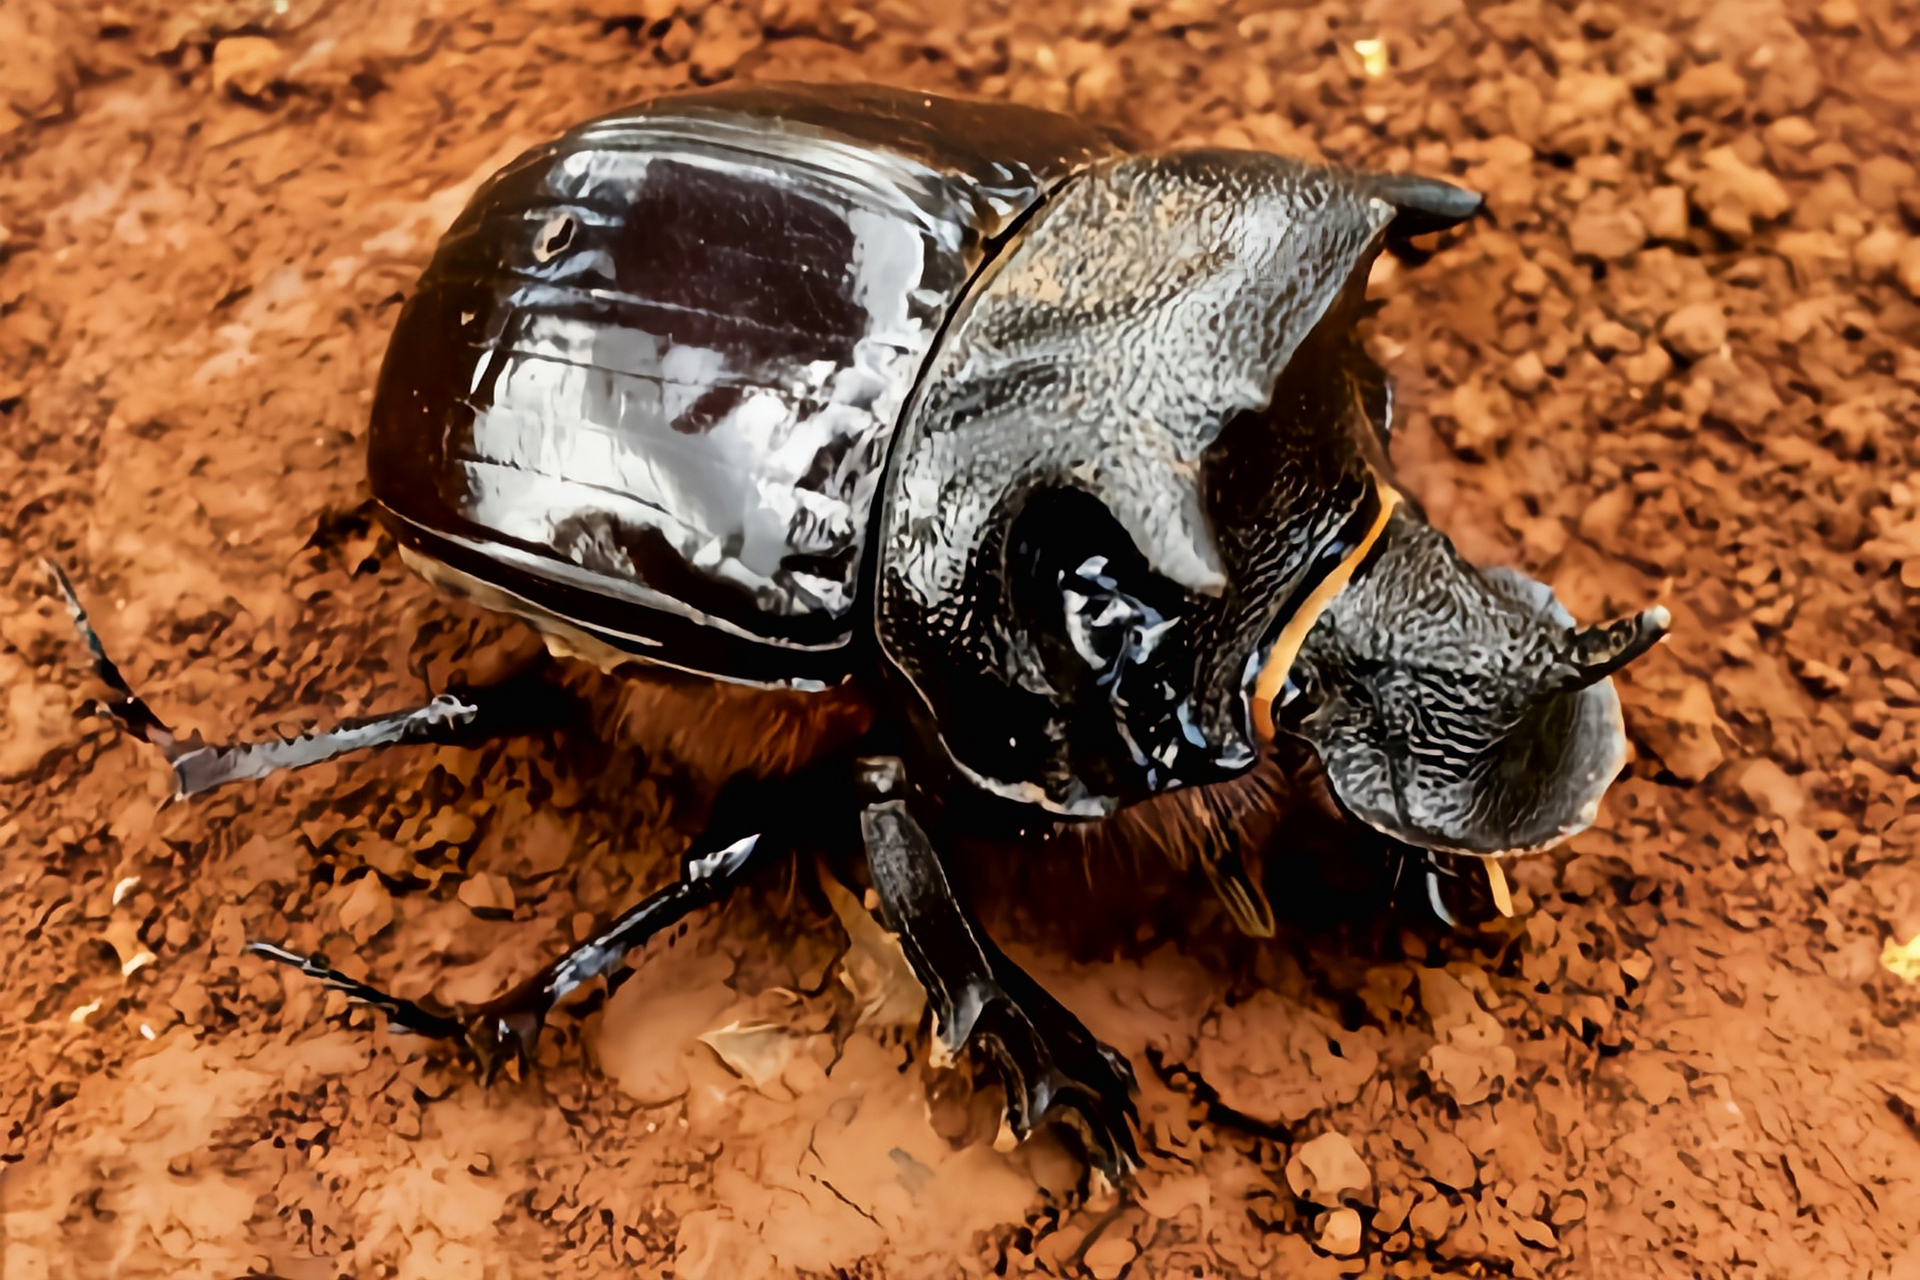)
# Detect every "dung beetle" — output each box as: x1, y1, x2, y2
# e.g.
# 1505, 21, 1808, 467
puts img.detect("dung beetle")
55, 82, 1667, 1177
